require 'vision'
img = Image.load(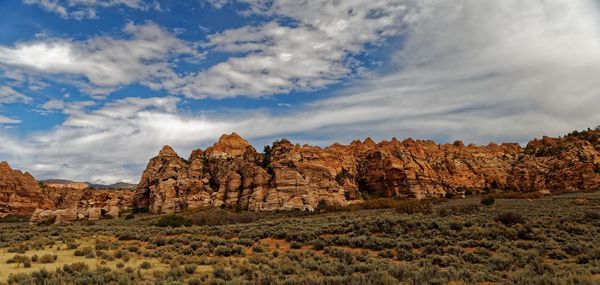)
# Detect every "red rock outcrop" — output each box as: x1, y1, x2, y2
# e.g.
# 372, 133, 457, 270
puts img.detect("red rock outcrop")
0, 163, 131, 223
29, 186, 134, 224
0, 162, 54, 217
507, 135, 600, 192
134, 130, 600, 214
41, 180, 89, 190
